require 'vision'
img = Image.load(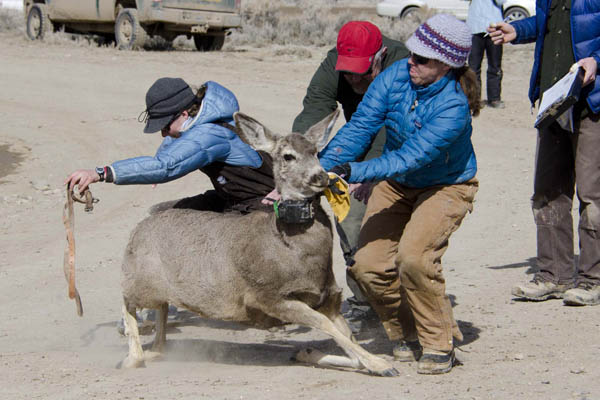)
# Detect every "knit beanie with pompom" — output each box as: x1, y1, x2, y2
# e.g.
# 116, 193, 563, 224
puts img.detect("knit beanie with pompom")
405, 14, 472, 68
